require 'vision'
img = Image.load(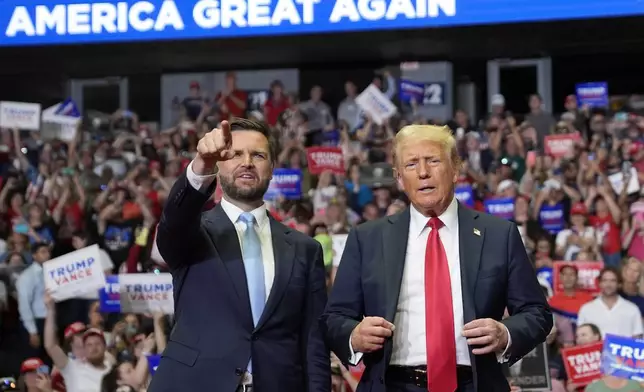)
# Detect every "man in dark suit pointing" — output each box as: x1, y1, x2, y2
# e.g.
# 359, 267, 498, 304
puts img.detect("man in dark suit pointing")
149, 118, 330, 392
321, 125, 552, 392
